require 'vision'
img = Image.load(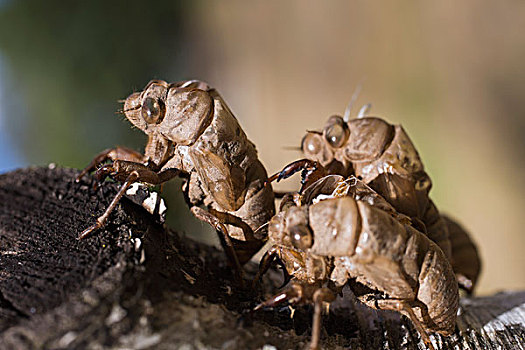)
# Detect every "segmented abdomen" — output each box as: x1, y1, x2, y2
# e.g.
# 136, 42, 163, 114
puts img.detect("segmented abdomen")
309, 196, 458, 333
